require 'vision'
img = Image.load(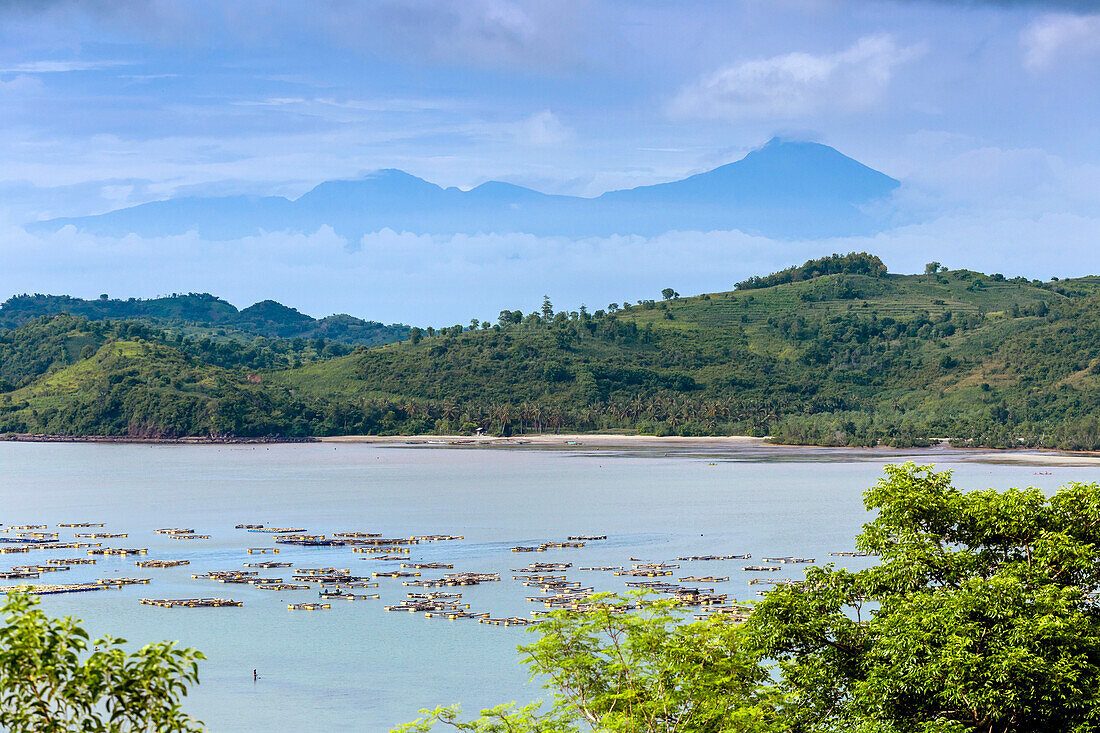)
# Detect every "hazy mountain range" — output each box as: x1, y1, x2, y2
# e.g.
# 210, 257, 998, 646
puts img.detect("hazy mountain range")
30, 140, 901, 242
